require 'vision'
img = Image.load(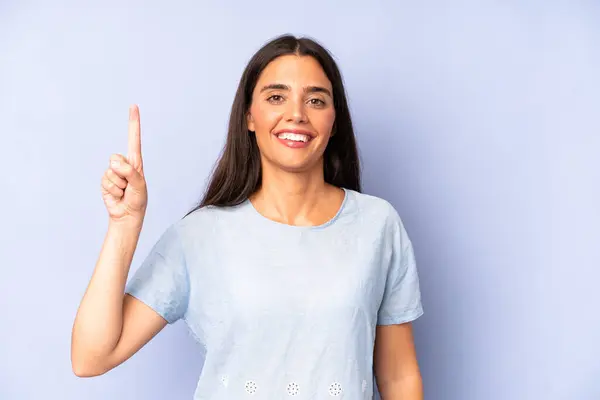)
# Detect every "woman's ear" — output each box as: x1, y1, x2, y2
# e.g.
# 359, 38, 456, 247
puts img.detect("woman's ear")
246, 112, 255, 132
